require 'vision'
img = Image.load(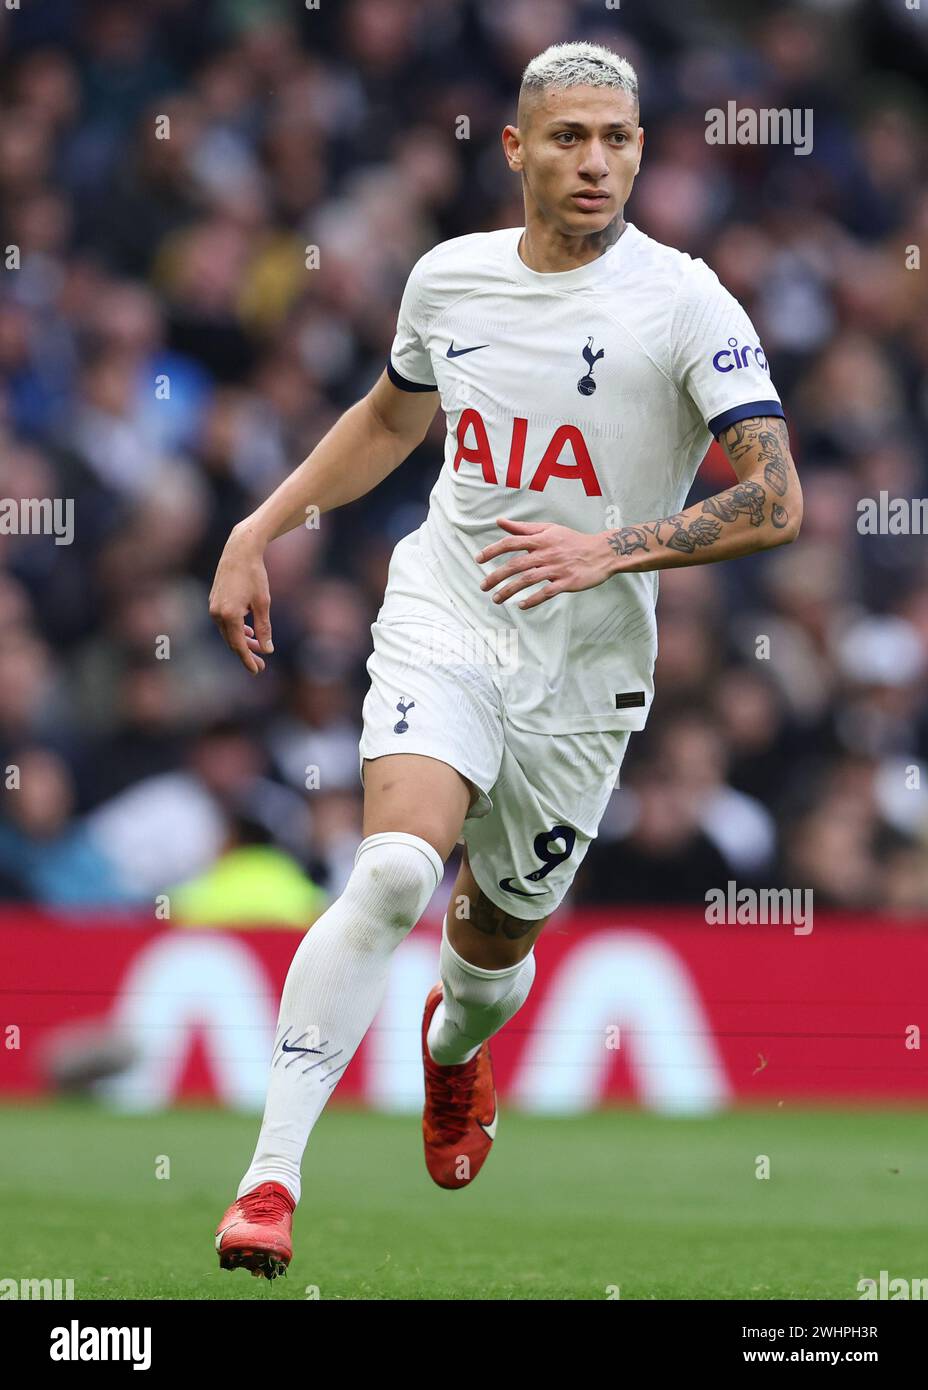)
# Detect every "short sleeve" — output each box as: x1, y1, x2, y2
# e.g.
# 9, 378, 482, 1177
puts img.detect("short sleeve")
387, 255, 438, 392
671, 261, 783, 437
